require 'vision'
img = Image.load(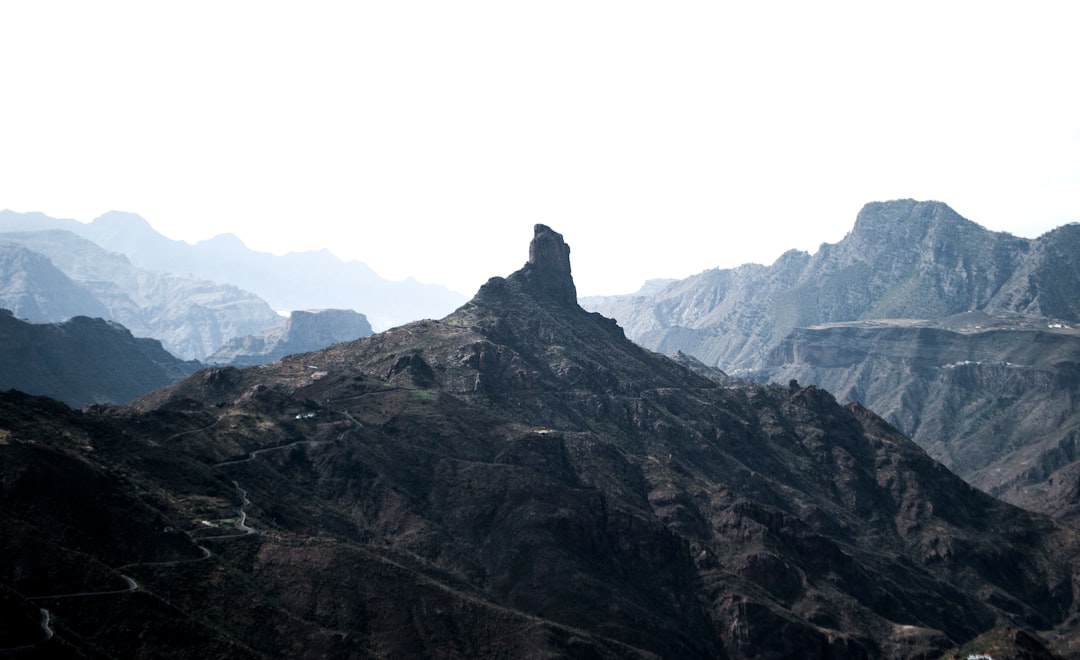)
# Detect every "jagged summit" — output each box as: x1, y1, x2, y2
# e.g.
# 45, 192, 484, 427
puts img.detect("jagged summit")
513, 224, 577, 304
